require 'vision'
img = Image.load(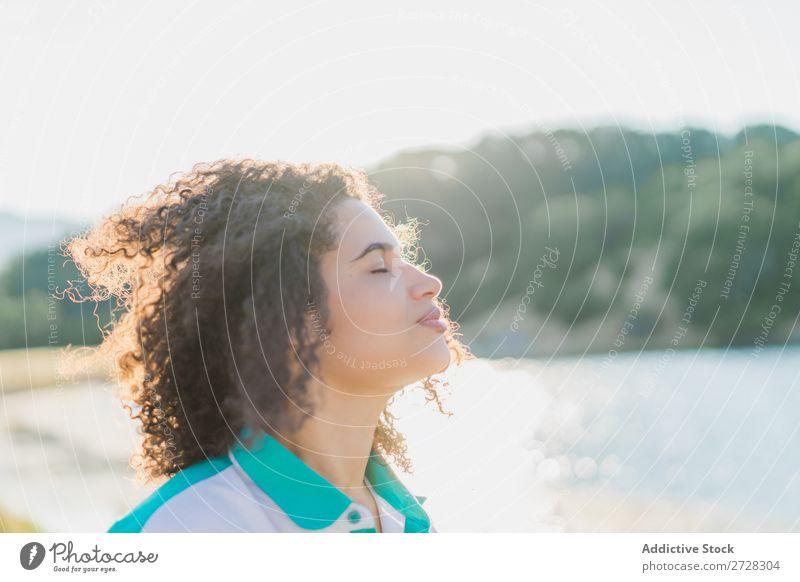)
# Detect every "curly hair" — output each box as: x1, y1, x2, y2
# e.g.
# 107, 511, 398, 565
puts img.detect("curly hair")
64, 159, 474, 484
